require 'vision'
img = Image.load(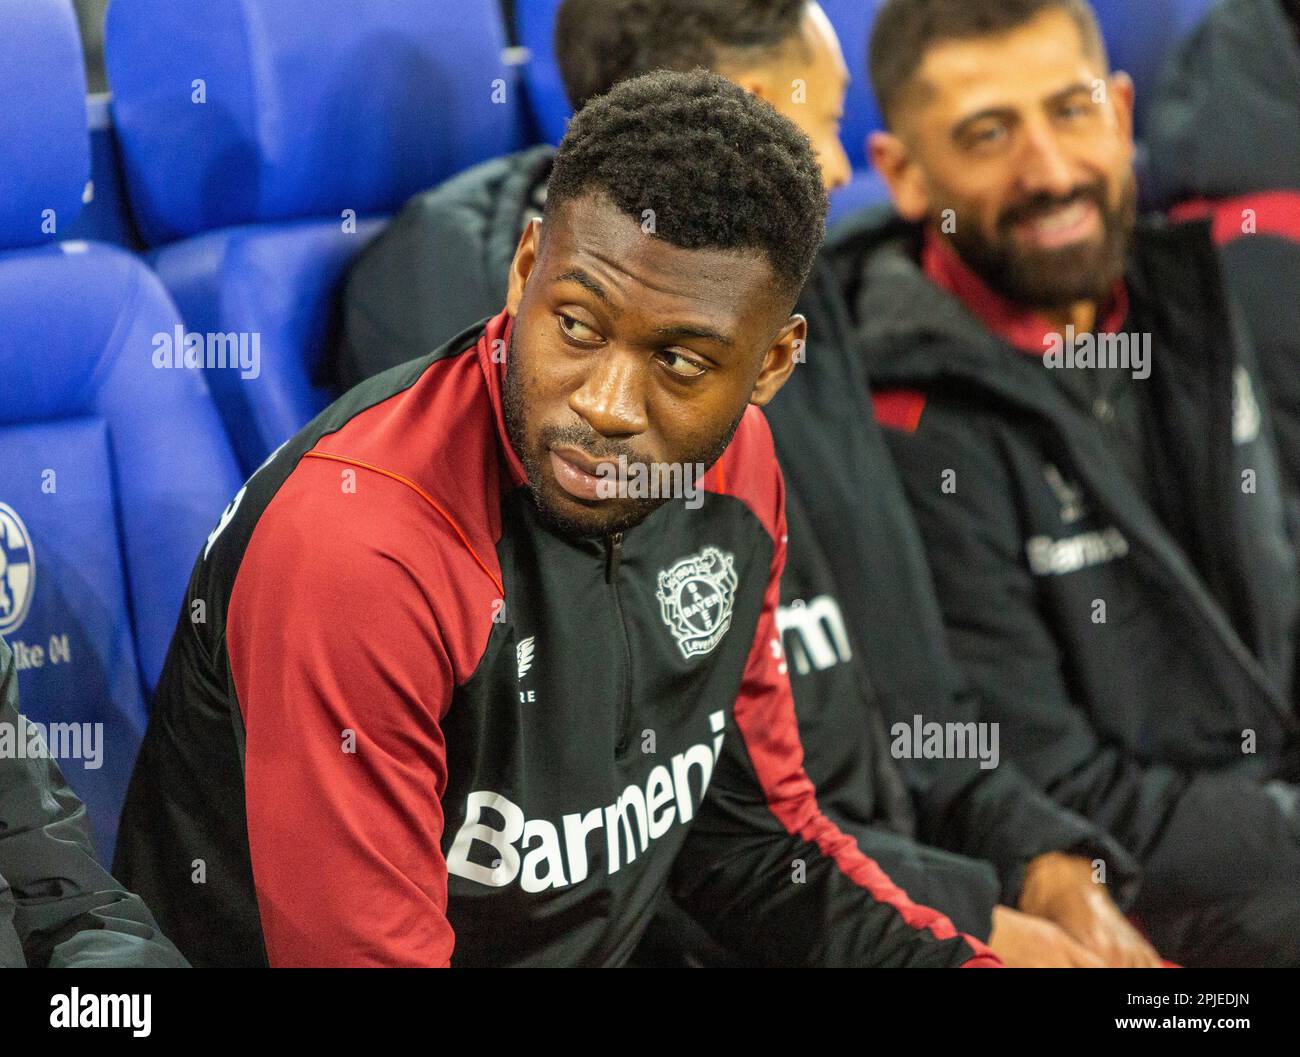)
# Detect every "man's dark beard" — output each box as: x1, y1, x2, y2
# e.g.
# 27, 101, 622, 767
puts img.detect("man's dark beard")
943, 173, 1137, 311
502, 330, 746, 541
